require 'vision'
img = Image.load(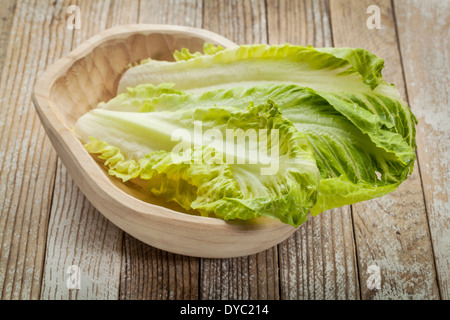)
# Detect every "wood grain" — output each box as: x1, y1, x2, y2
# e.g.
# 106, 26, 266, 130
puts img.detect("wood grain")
267, 0, 360, 300
40, 162, 123, 299
203, 0, 267, 44
0, 0, 73, 300
72, 0, 140, 48
120, 237, 199, 299
200, 251, 279, 299
394, 0, 449, 299
278, 208, 359, 299
266, 0, 332, 46
139, 0, 203, 27
329, 0, 439, 299
0, 0, 16, 76
40, 0, 140, 300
